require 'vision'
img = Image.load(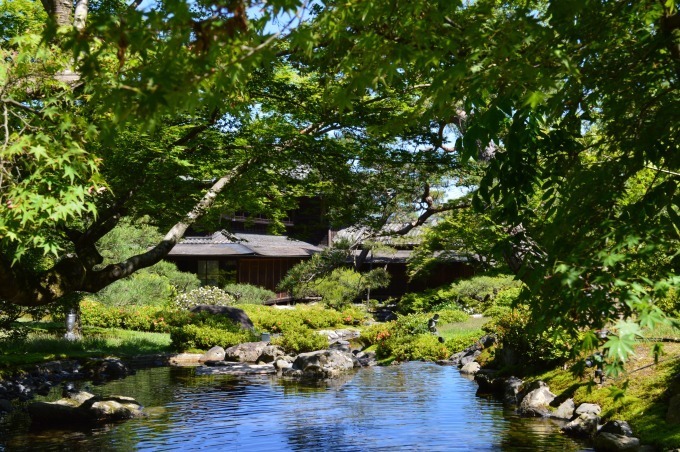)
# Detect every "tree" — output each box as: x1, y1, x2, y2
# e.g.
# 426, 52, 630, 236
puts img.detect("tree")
0, 0, 472, 307
298, 0, 680, 366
